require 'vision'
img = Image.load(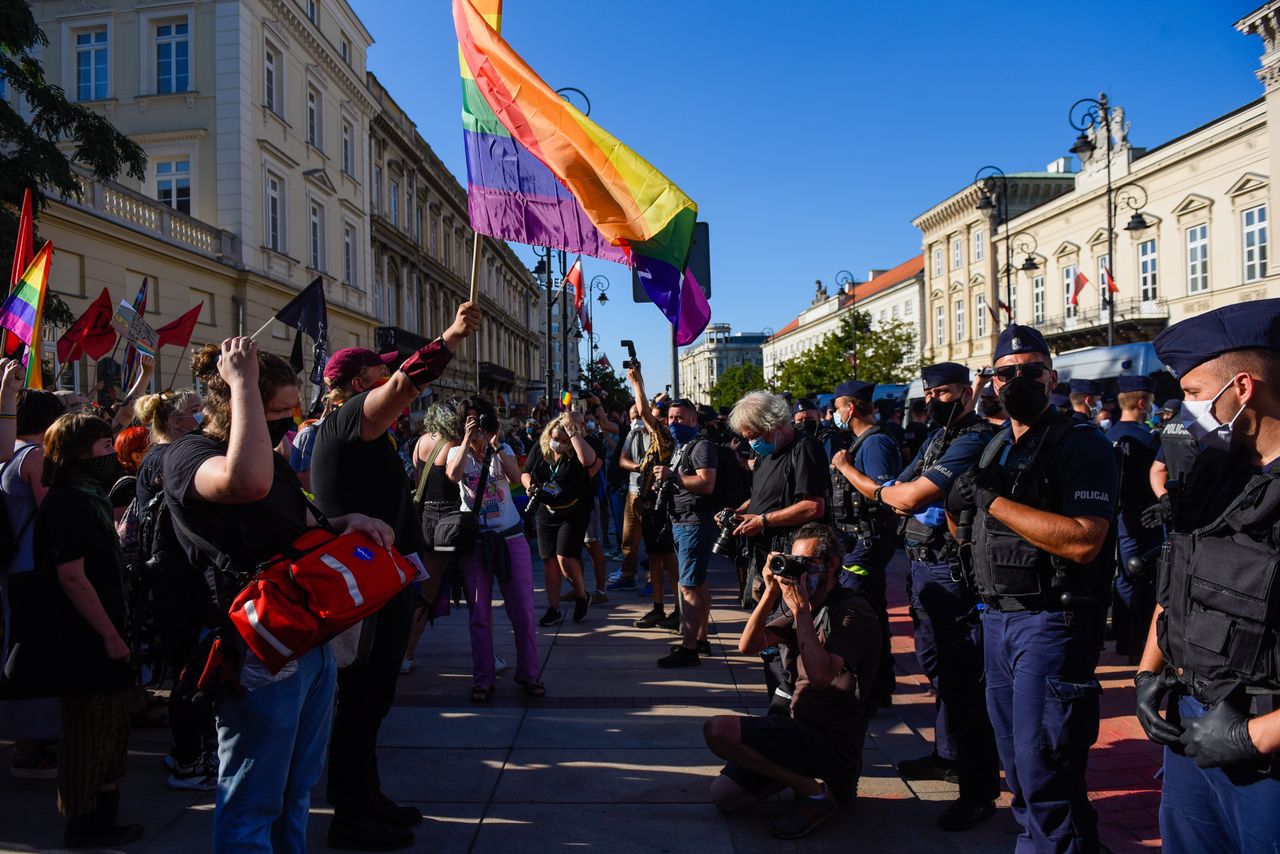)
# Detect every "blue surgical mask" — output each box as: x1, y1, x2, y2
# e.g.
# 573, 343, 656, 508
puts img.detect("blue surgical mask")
192, 411, 204, 426
749, 434, 776, 457
586, 419, 597, 432
806, 571, 822, 596
833, 406, 848, 430
670, 423, 700, 444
